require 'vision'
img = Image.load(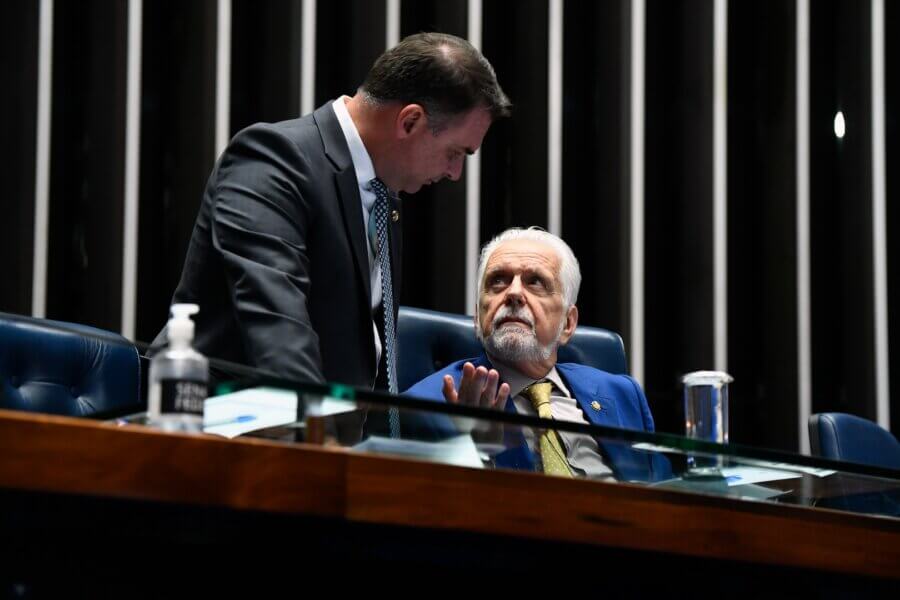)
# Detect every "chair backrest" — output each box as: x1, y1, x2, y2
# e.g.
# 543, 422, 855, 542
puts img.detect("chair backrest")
0, 312, 142, 417
397, 306, 627, 391
808, 412, 900, 469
